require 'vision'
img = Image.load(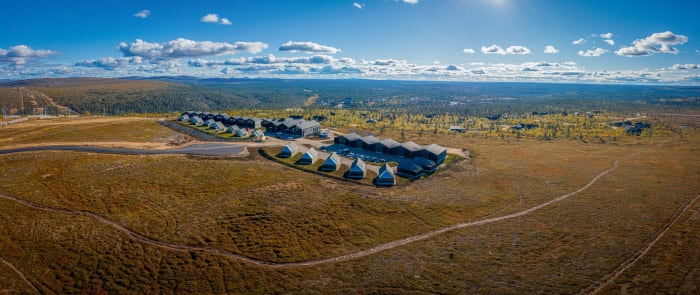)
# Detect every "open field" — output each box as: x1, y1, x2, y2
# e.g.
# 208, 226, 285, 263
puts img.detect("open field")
0, 116, 183, 149
0, 117, 698, 293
